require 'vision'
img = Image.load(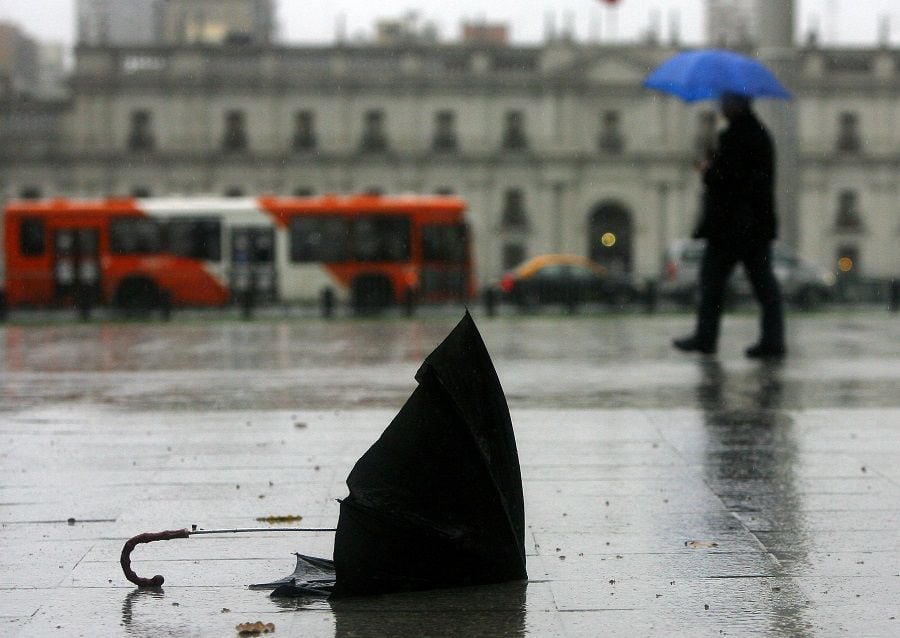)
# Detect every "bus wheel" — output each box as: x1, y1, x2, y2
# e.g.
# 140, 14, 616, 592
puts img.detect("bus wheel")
351, 276, 393, 316
114, 277, 161, 316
